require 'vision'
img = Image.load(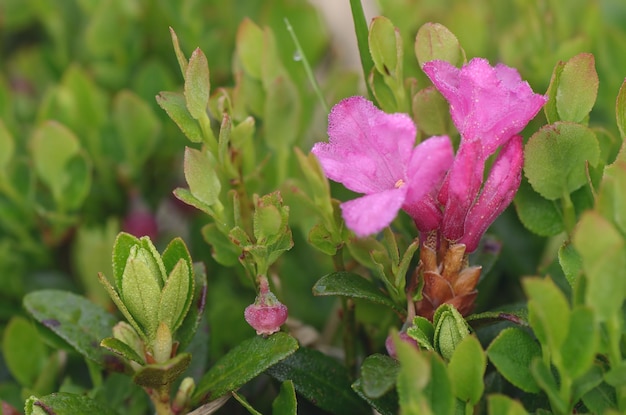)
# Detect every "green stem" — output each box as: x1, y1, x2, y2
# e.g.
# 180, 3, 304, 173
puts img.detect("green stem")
349, 0, 375, 102
149, 386, 174, 415
198, 112, 218, 155
342, 297, 357, 379
284, 18, 329, 114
